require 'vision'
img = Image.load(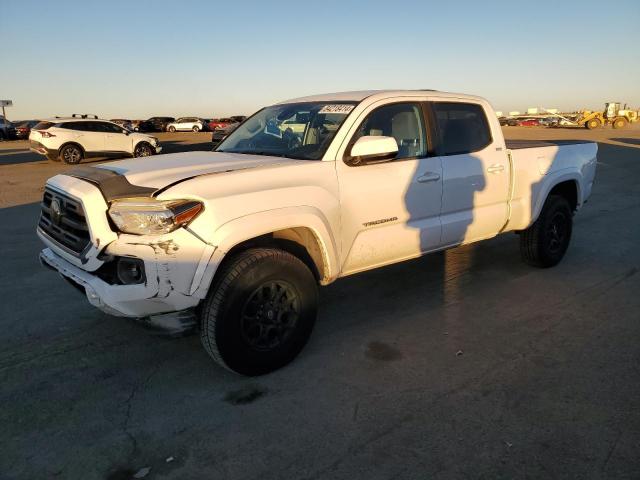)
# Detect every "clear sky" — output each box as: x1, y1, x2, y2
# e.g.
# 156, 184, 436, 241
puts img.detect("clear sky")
1, 0, 639, 120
